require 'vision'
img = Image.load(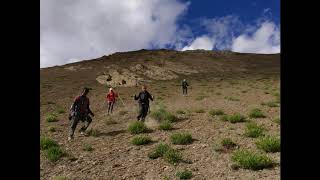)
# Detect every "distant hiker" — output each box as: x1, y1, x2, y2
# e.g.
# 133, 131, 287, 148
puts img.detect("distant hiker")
134, 85, 154, 122
68, 87, 94, 141
182, 79, 189, 95
106, 87, 118, 114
